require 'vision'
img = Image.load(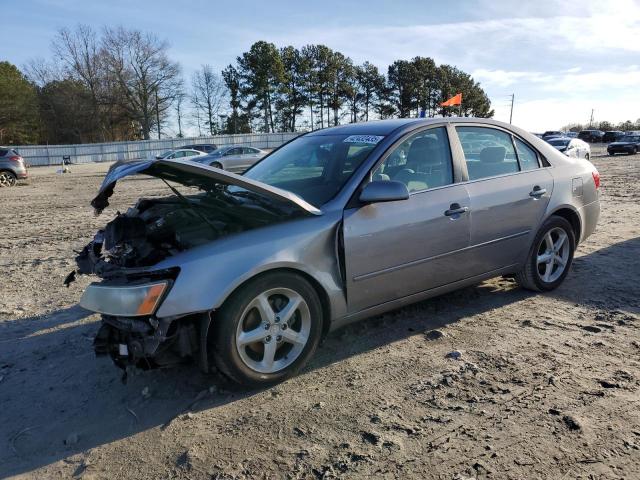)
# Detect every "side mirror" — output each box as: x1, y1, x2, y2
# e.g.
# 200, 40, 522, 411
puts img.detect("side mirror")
359, 180, 409, 204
